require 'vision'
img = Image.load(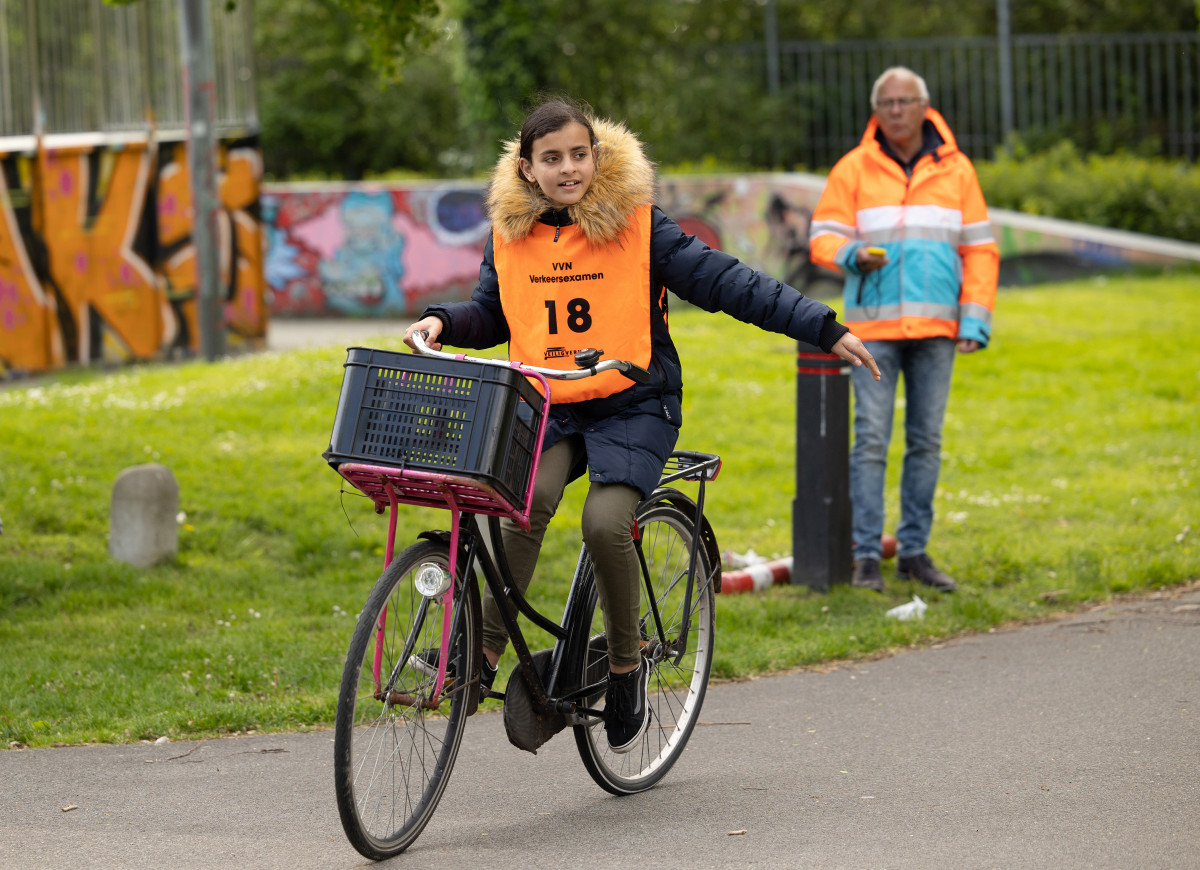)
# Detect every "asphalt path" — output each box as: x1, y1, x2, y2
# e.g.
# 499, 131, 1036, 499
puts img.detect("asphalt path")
3, 583, 1197, 869
265, 318, 413, 353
